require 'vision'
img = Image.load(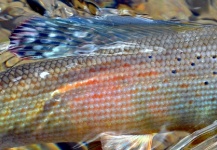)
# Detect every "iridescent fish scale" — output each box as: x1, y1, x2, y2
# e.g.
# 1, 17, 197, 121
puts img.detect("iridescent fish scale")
0, 17, 217, 149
